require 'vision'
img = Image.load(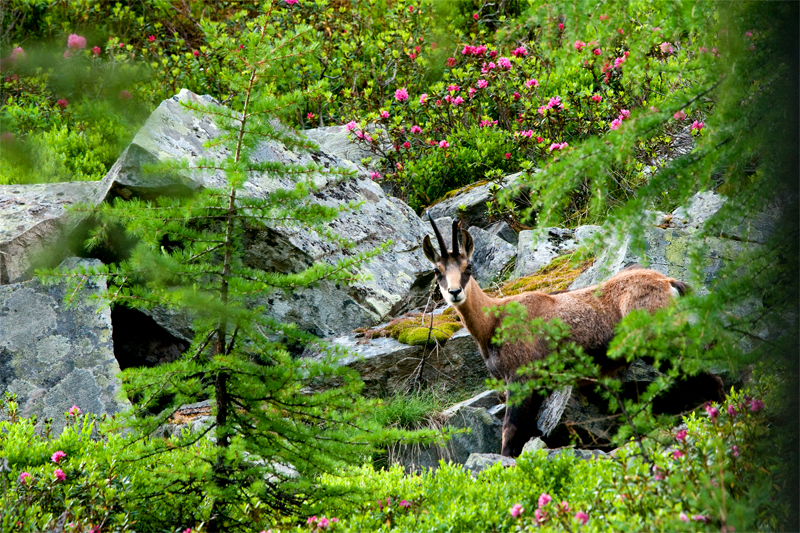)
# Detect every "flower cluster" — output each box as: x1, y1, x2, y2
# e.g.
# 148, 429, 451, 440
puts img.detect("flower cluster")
307, 515, 338, 530
511, 492, 590, 527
